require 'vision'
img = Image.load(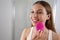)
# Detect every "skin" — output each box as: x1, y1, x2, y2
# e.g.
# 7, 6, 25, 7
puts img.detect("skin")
20, 4, 60, 40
